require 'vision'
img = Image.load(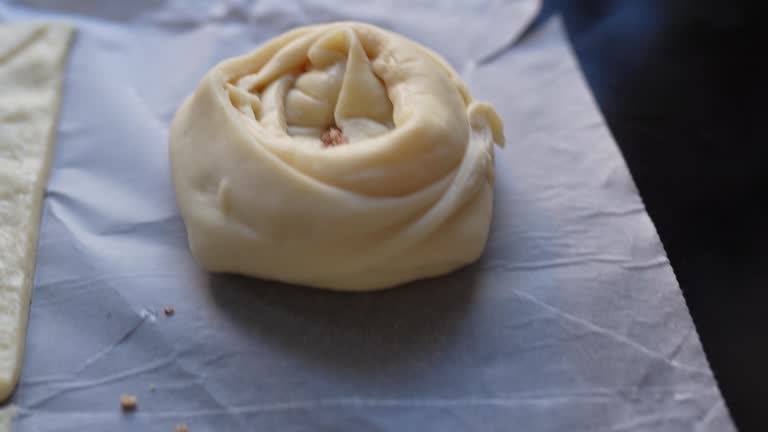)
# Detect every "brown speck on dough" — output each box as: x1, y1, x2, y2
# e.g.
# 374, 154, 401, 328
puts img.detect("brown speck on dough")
321, 127, 347, 147
120, 394, 137, 412
163, 307, 175, 317
175, 423, 189, 432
